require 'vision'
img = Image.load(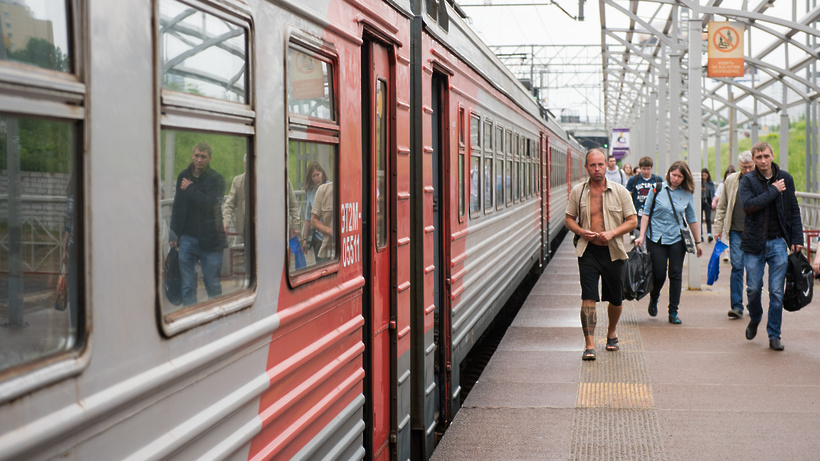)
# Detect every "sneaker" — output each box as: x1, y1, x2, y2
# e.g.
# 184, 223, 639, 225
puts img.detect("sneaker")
648, 298, 658, 317
708, 234, 714, 243
727, 309, 743, 319
769, 338, 784, 351
668, 313, 682, 324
